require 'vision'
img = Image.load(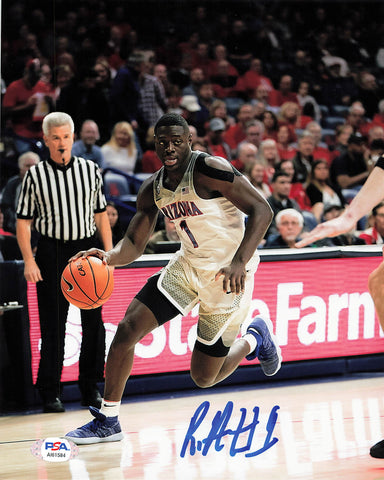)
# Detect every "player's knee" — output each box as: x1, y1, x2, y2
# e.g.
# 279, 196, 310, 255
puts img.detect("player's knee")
114, 314, 145, 346
190, 371, 215, 388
